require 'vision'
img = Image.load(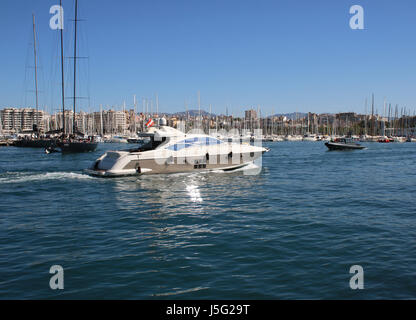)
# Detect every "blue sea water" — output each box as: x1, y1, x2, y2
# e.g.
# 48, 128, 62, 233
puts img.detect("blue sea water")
0, 142, 415, 299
